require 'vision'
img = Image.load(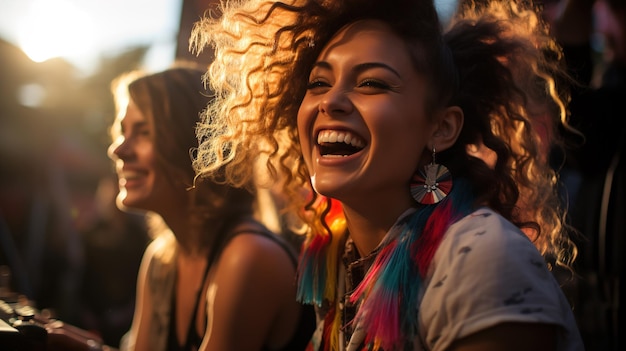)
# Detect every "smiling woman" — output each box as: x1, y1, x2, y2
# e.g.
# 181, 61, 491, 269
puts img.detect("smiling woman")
190, 0, 583, 350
